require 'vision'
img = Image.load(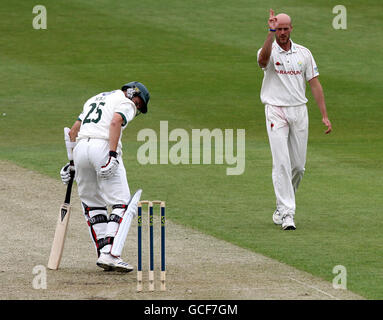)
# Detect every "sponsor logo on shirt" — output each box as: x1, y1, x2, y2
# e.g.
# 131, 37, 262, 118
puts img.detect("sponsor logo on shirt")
275, 69, 302, 75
